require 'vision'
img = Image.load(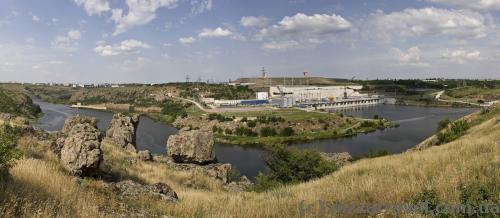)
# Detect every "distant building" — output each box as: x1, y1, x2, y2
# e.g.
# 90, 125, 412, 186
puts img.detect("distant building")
269, 85, 364, 103
256, 92, 269, 100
